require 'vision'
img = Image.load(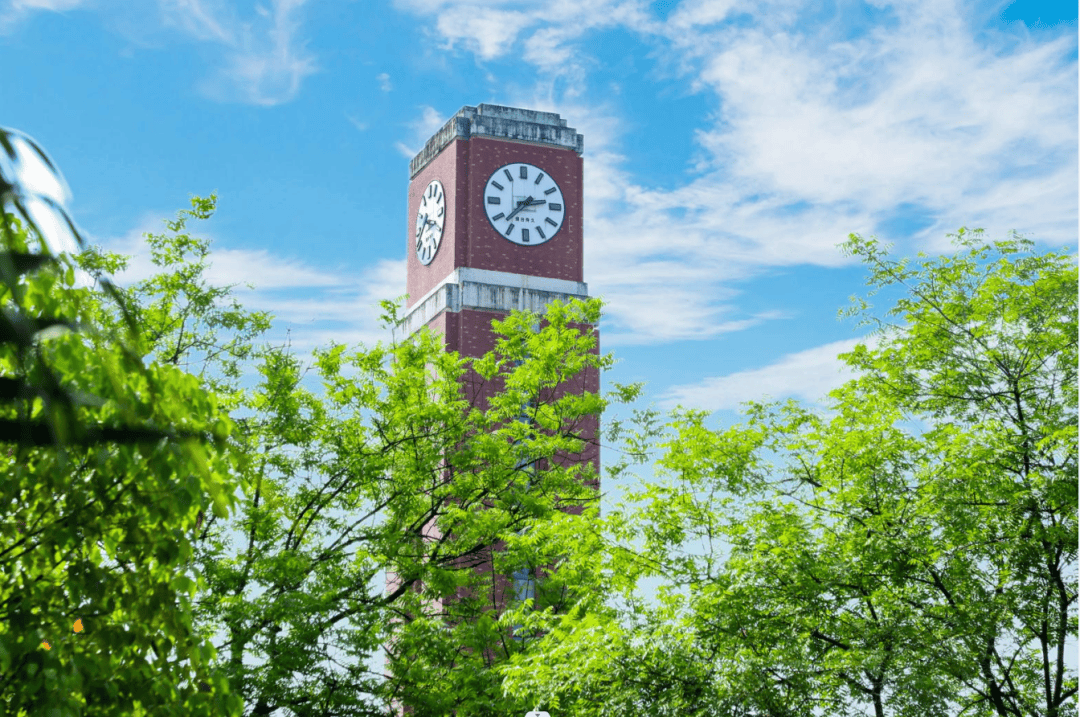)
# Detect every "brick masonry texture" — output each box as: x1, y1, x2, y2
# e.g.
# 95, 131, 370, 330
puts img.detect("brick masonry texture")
399, 110, 596, 616
406, 137, 585, 310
